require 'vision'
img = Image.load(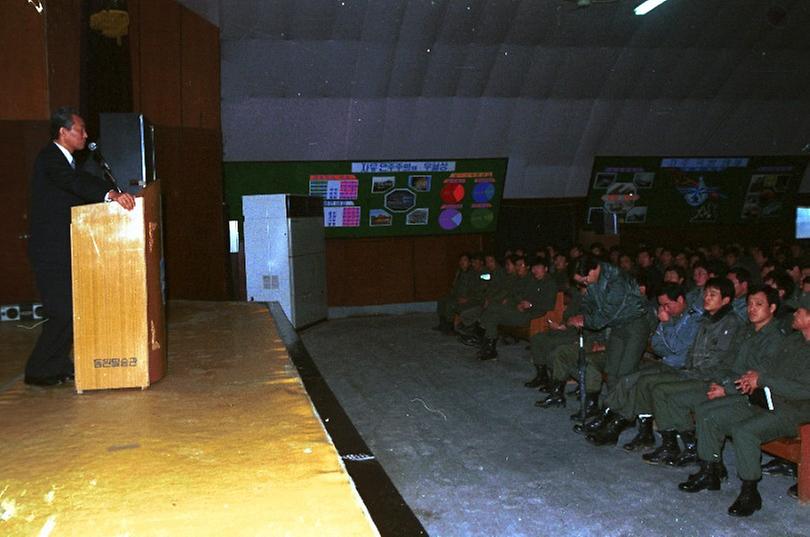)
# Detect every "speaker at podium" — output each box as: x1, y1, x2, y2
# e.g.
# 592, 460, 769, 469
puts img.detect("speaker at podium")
98, 113, 156, 194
